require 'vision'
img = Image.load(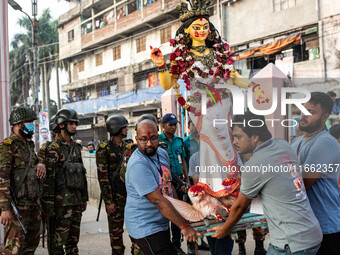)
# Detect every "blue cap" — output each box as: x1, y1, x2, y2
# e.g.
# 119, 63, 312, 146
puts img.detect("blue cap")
162, 113, 179, 124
